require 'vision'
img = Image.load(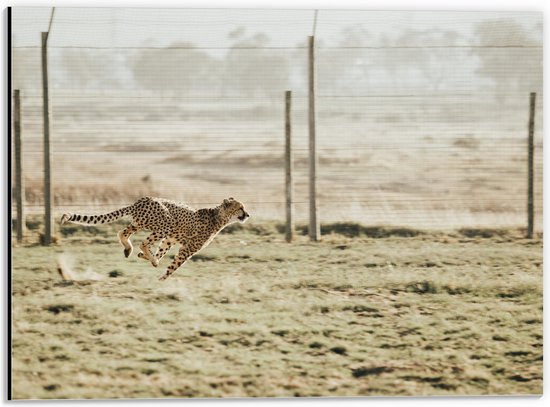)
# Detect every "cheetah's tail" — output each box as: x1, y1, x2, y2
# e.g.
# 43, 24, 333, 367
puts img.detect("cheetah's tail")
60, 206, 131, 226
